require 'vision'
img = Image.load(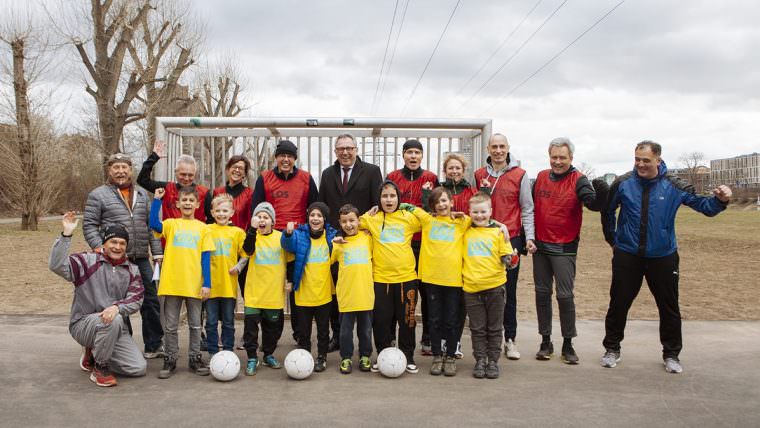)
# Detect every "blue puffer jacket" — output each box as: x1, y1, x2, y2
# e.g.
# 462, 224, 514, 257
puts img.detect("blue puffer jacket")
280, 223, 338, 291
603, 162, 727, 258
